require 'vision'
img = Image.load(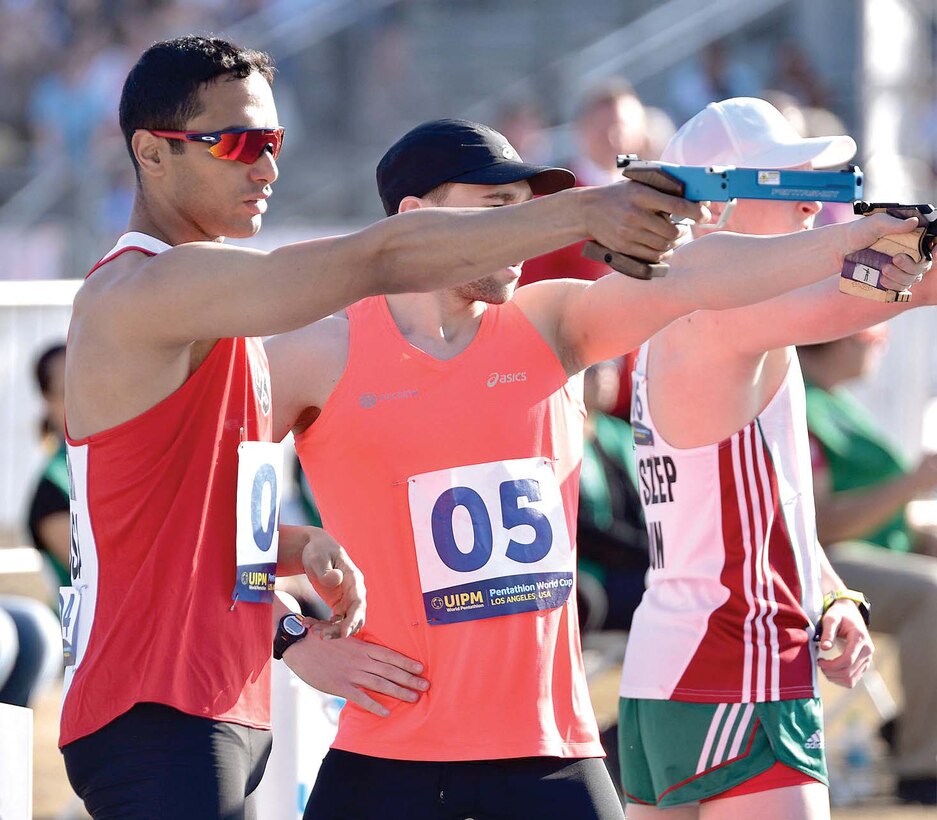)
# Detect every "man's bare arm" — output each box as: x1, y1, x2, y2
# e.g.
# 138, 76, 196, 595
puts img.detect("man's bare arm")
95, 182, 704, 346
690, 252, 932, 358
517, 213, 923, 374
276, 524, 365, 638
